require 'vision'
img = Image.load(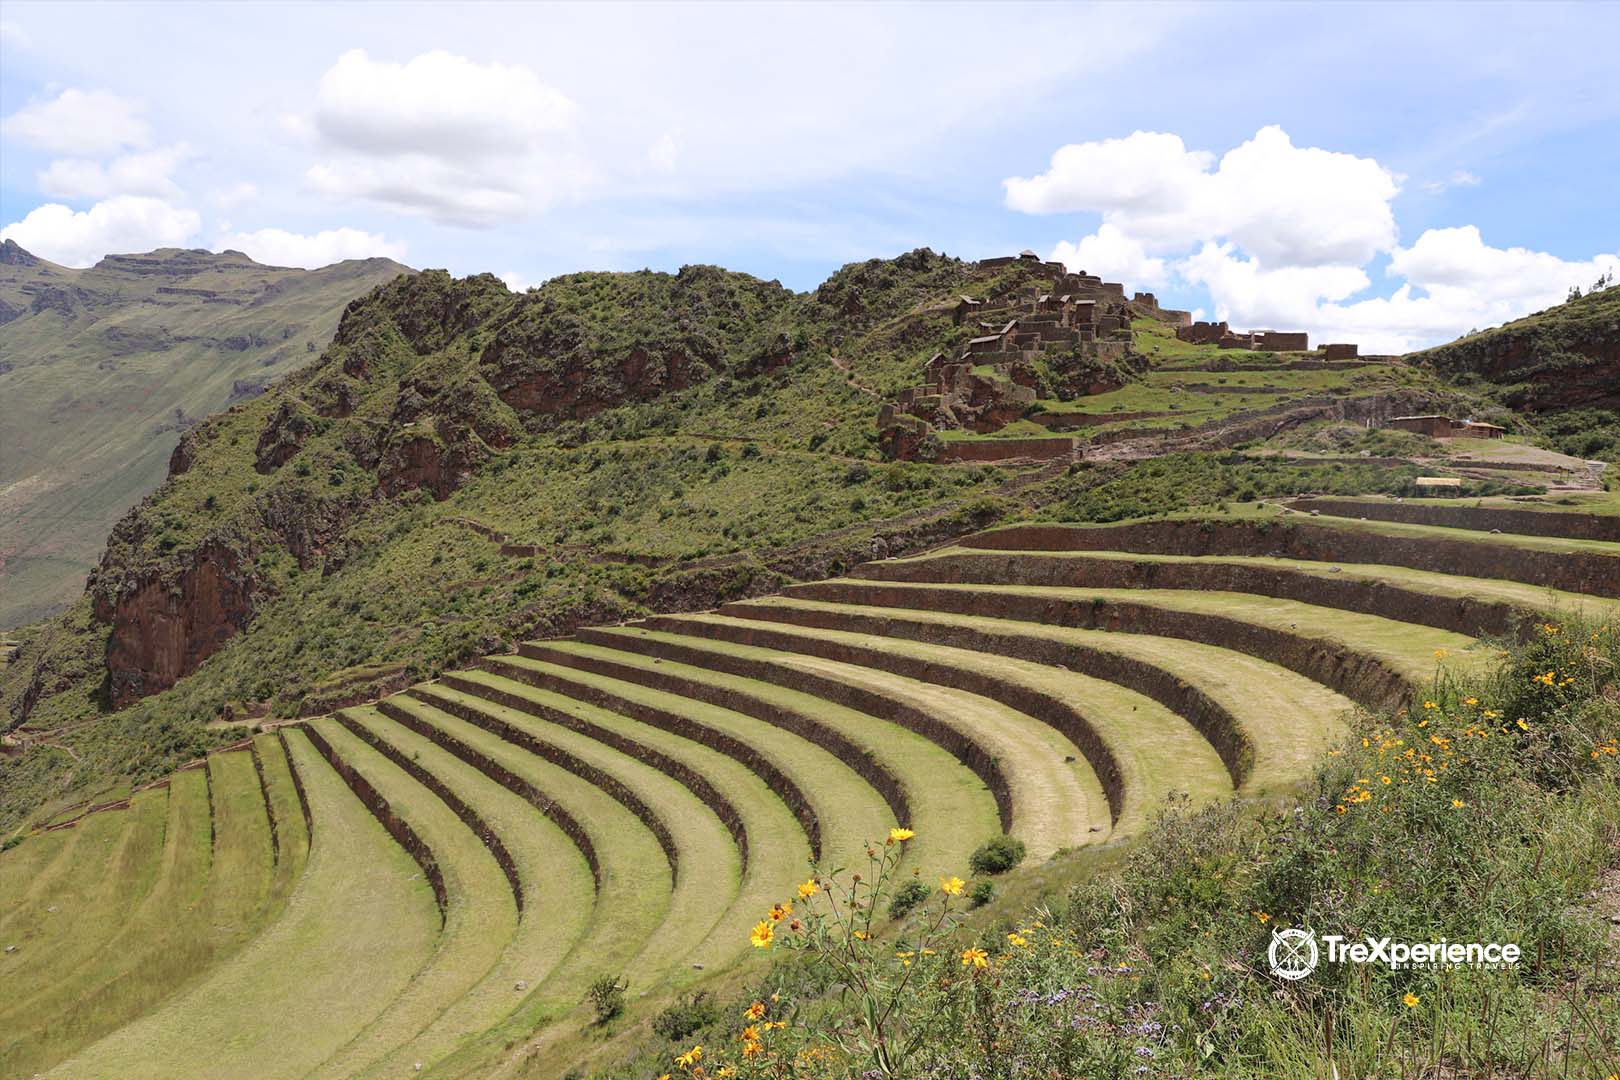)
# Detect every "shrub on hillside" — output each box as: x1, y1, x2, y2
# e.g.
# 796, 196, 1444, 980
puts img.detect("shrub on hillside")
886, 879, 930, 919
969, 835, 1026, 876
651, 991, 718, 1042
586, 974, 627, 1024
968, 879, 994, 908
